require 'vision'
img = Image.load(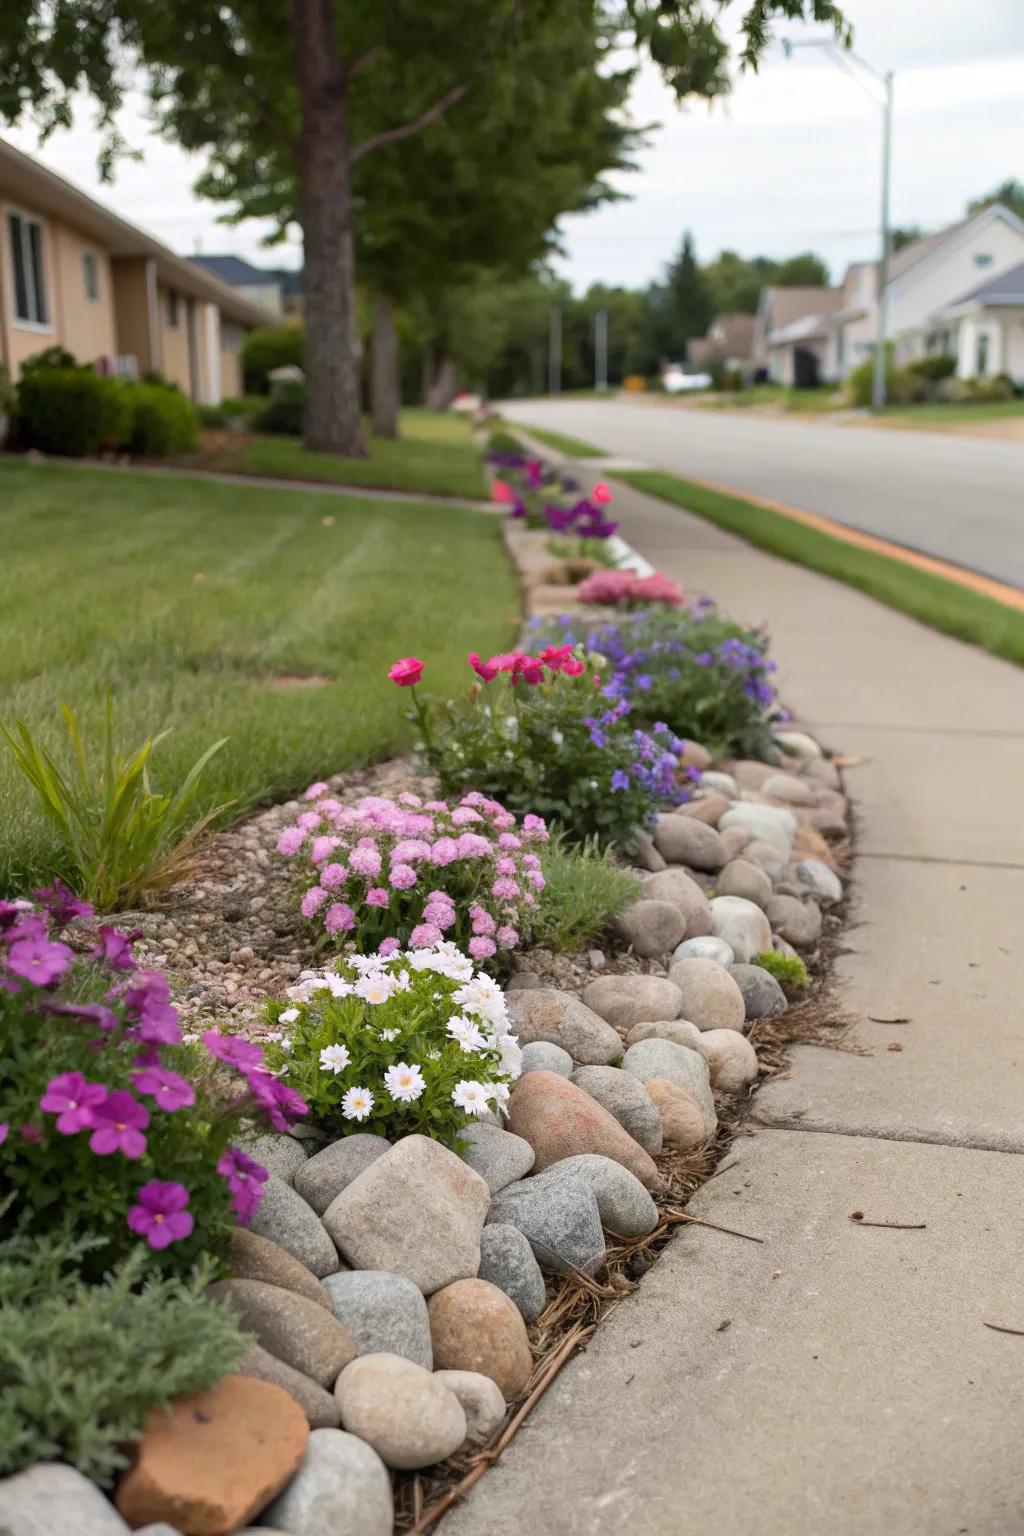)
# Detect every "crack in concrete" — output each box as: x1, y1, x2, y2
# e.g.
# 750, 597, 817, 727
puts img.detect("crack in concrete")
750, 1113, 1024, 1156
